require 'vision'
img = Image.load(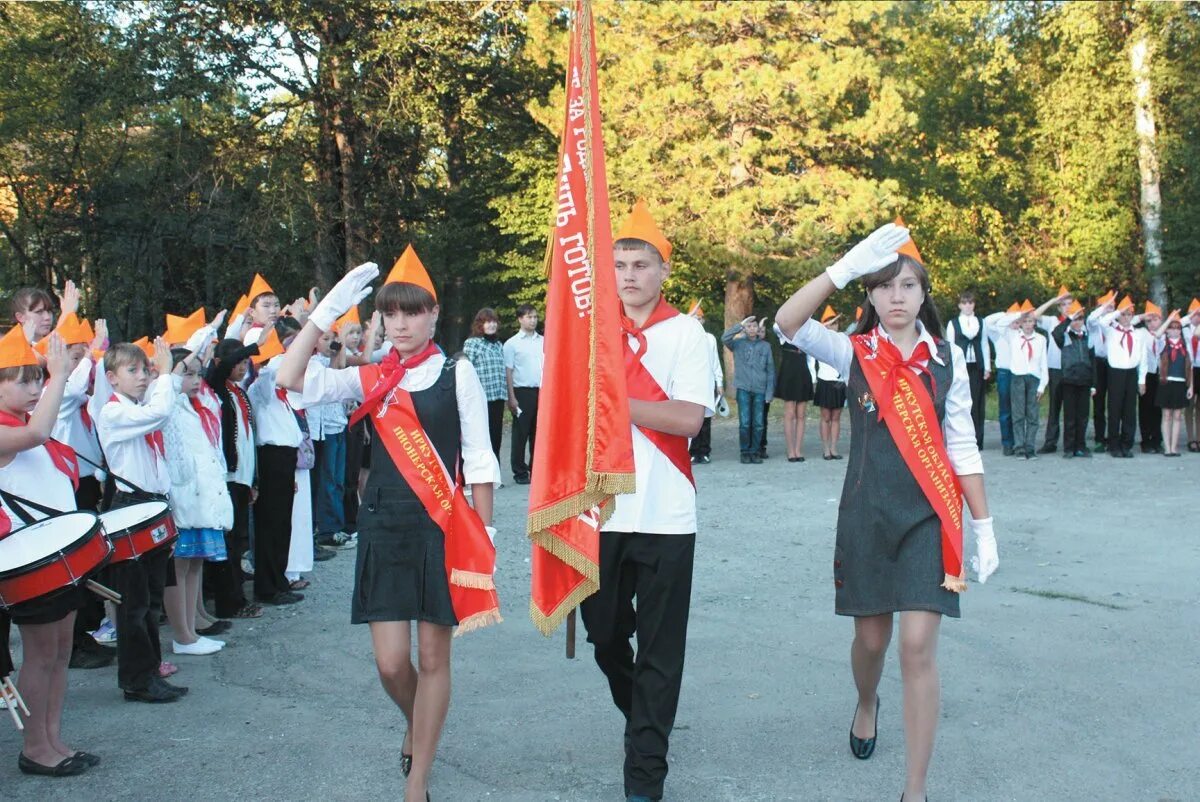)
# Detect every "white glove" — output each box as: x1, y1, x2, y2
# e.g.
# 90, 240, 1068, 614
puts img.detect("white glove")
485, 526, 497, 546
309, 262, 379, 331
825, 223, 911, 290
967, 516, 998, 584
